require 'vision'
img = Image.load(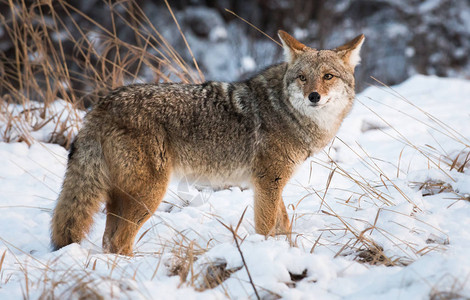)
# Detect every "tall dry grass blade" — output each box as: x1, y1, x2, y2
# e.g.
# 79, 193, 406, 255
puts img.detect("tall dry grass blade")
225, 9, 282, 47
164, 0, 204, 82
0, 250, 6, 274
235, 206, 248, 235
309, 233, 323, 254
